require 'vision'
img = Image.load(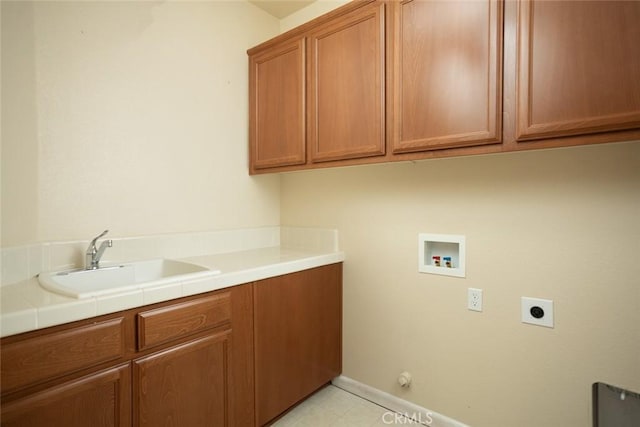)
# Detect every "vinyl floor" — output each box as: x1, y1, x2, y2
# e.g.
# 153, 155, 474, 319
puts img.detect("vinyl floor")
272, 385, 418, 427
